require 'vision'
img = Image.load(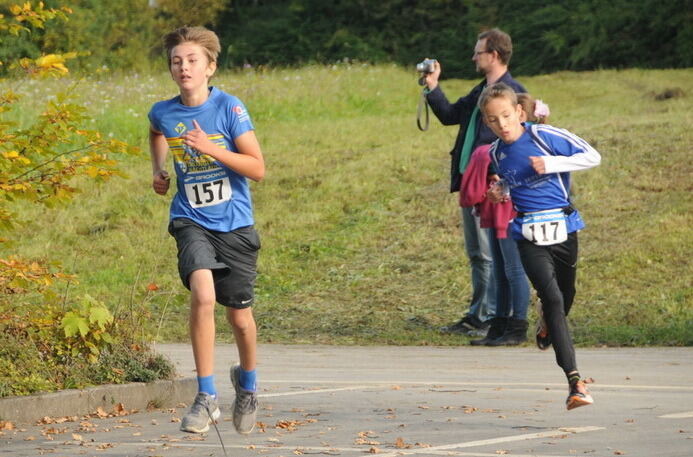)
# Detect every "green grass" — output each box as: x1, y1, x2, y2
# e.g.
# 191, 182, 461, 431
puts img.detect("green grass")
5, 65, 693, 346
